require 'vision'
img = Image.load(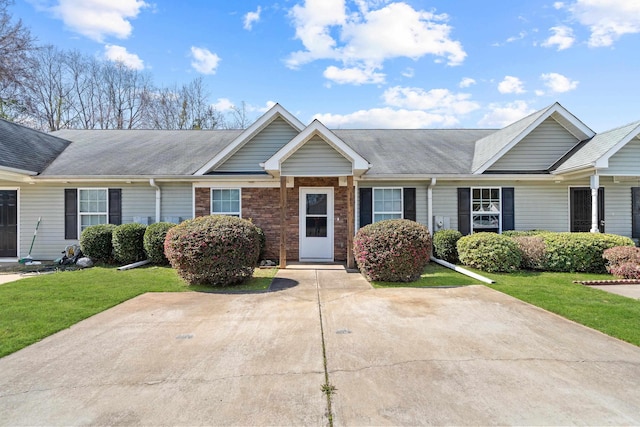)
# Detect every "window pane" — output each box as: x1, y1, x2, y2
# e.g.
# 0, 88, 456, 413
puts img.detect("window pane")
306, 217, 327, 237
80, 214, 107, 230
79, 189, 107, 213
212, 189, 240, 214
307, 194, 327, 215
